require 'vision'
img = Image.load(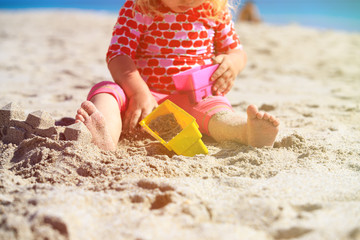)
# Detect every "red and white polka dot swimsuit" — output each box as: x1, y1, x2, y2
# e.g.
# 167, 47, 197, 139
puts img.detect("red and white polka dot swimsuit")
106, 0, 242, 94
